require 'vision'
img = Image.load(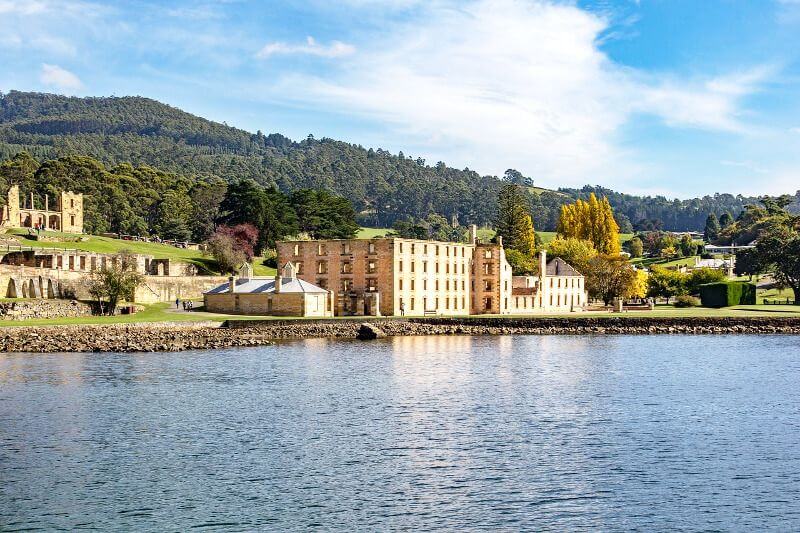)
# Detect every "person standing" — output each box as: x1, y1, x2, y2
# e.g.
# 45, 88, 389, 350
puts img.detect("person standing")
175, 298, 180, 309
